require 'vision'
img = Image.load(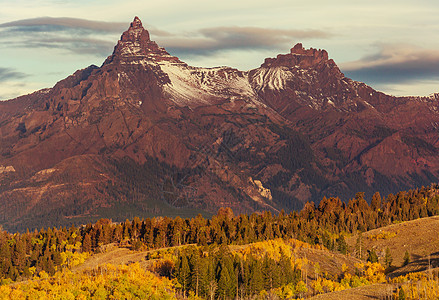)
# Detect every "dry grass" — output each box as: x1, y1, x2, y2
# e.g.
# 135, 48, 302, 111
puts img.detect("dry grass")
72, 246, 151, 272
72, 243, 196, 273
308, 283, 397, 300
347, 216, 439, 266
297, 247, 362, 280
346, 216, 439, 278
